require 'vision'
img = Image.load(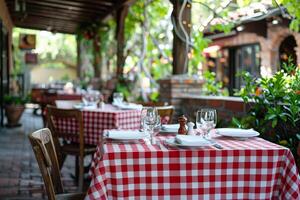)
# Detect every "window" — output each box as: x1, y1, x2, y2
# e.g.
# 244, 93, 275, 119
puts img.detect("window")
228, 44, 260, 92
